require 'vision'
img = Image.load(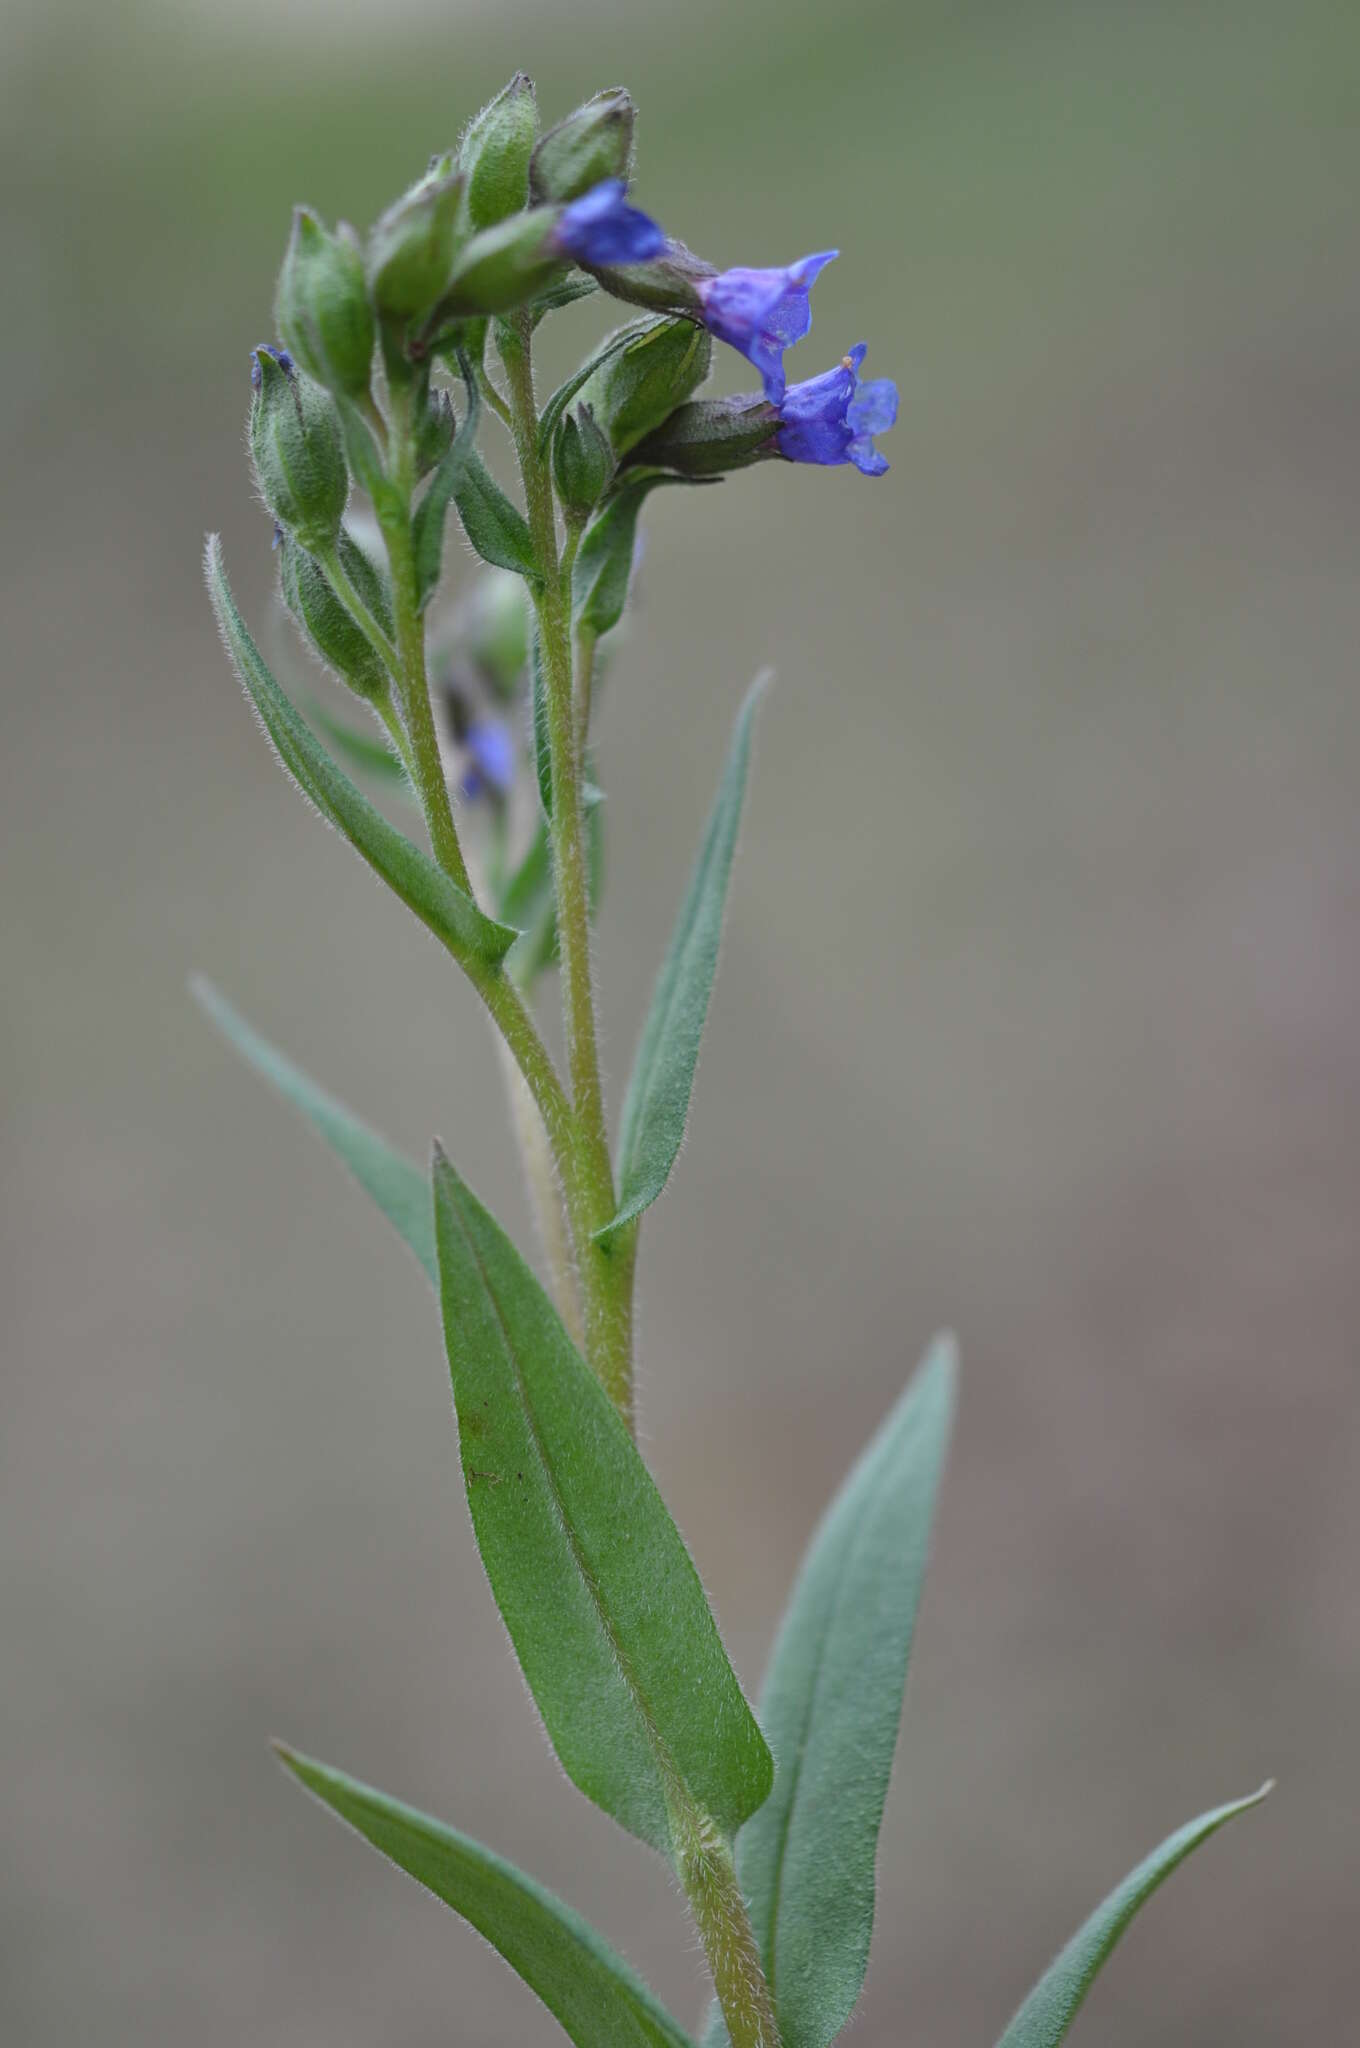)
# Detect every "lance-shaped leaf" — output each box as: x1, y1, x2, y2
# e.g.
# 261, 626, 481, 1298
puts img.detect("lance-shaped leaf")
432, 1147, 773, 1856
596, 675, 766, 1247
995, 1783, 1272, 2048
205, 537, 517, 967
450, 448, 539, 580
305, 697, 413, 796
412, 348, 481, 612
192, 976, 434, 1283
276, 1746, 694, 2048
706, 1338, 957, 2048
572, 473, 702, 640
